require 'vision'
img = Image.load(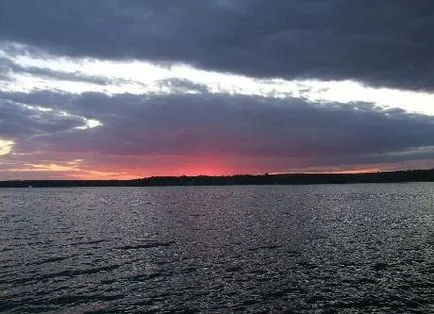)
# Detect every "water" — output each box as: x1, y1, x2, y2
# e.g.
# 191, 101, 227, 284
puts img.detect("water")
0, 184, 433, 313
